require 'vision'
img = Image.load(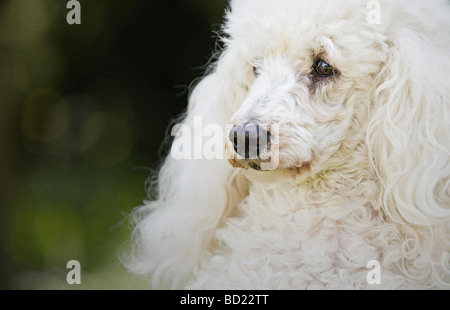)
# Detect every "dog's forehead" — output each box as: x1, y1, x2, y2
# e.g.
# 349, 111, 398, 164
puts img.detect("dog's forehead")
226, 0, 374, 54
229, 1, 367, 29
225, 0, 388, 74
